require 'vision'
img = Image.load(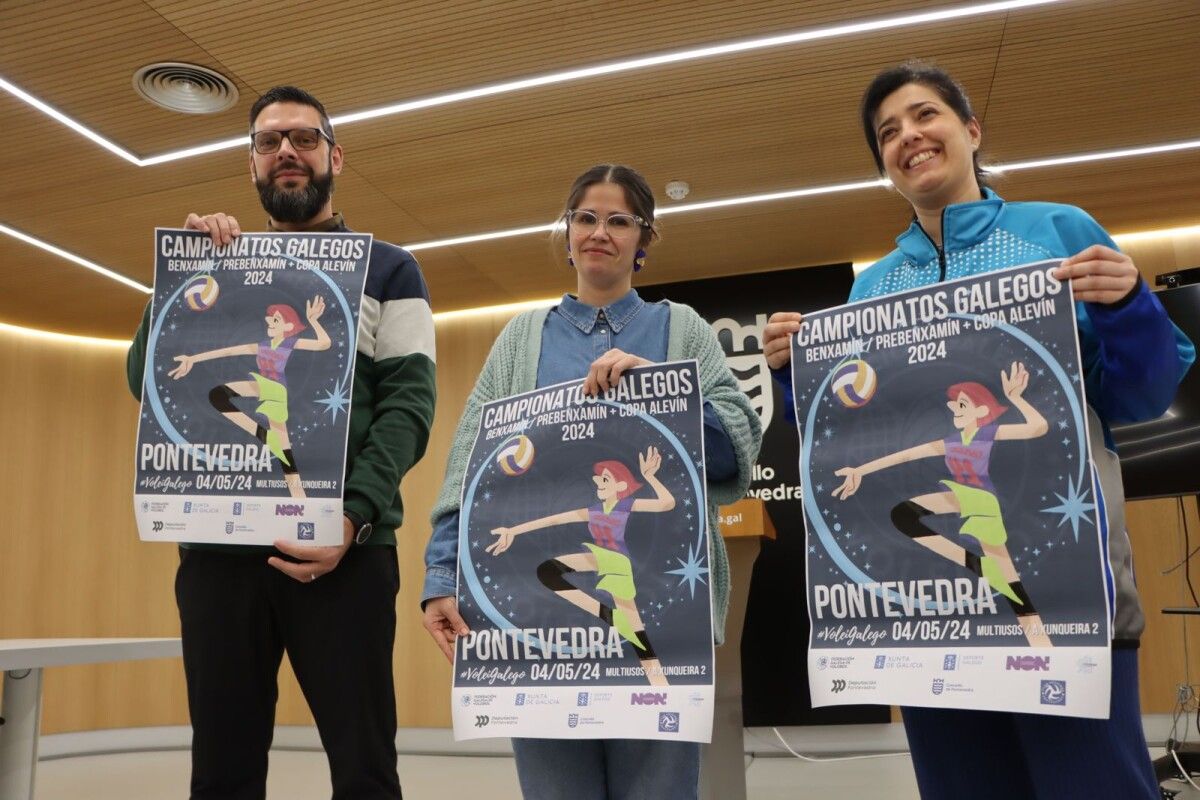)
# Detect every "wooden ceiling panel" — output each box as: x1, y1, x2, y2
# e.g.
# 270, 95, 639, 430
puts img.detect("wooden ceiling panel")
0, 244, 146, 339
991, 153, 1200, 238
343, 32, 1005, 237
0, 0, 255, 153
0, 0, 1195, 339
0, 94, 248, 222
149, 0, 955, 113
983, 10, 1200, 158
